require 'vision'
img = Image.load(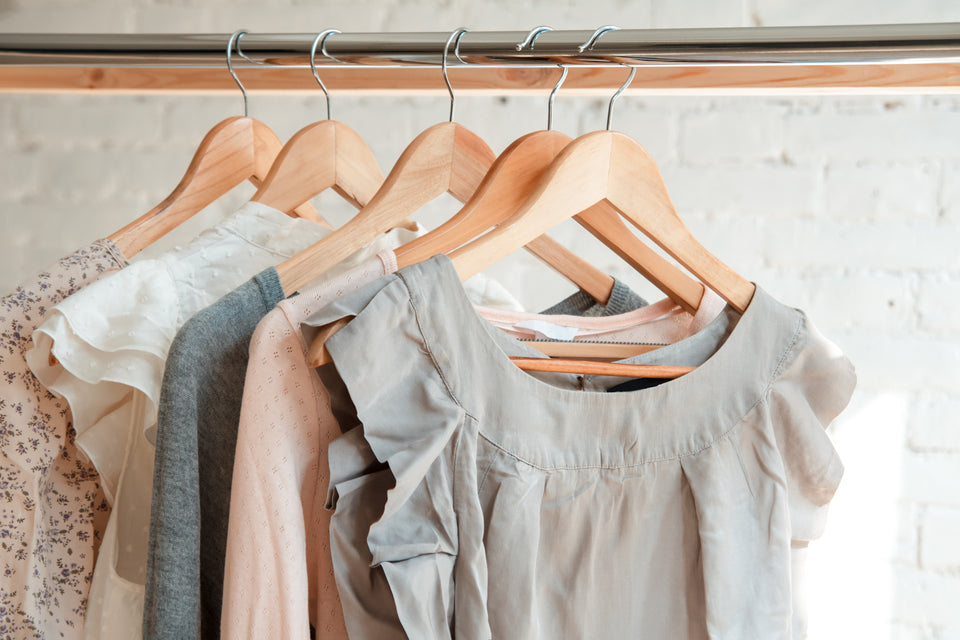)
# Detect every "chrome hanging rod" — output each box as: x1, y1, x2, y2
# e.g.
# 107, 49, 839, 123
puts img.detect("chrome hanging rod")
2, 23, 960, 68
